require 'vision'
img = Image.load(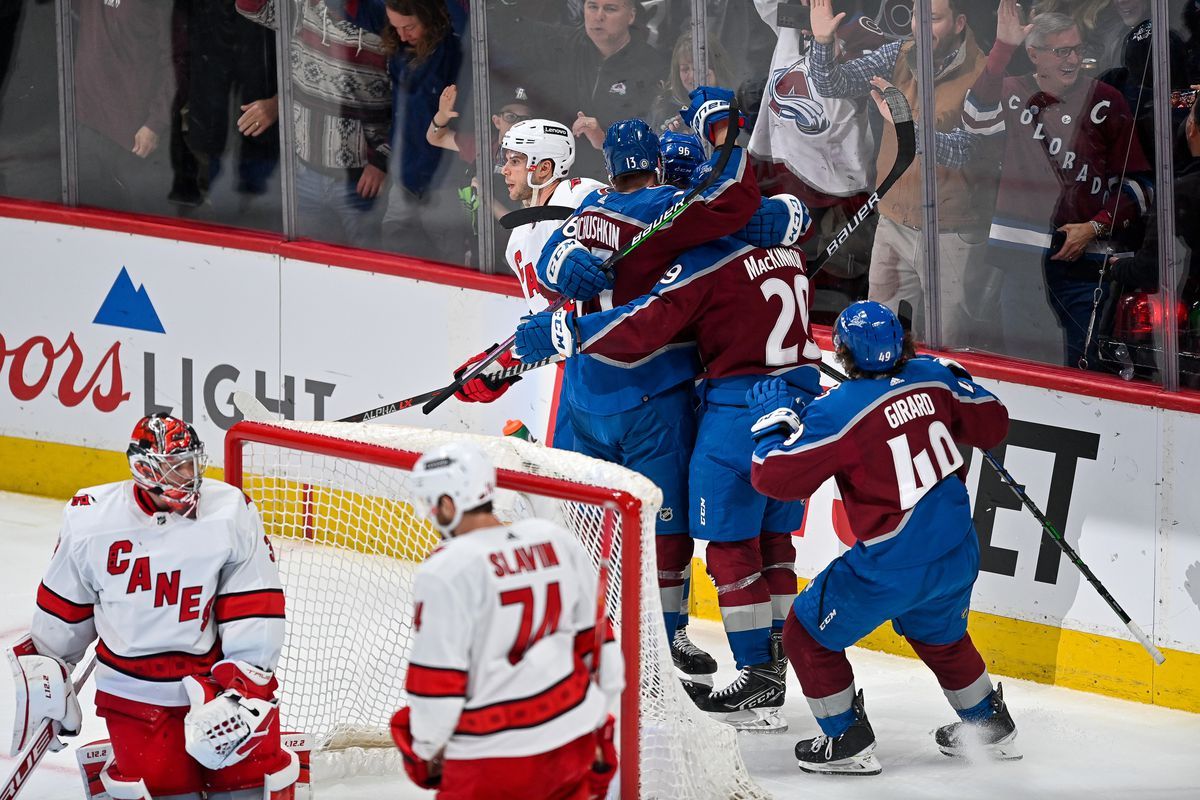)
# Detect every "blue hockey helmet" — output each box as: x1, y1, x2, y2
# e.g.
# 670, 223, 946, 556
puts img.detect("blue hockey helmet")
833, 301, 905, 373
659, 131, 705, 188
603, 119, 660, 180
